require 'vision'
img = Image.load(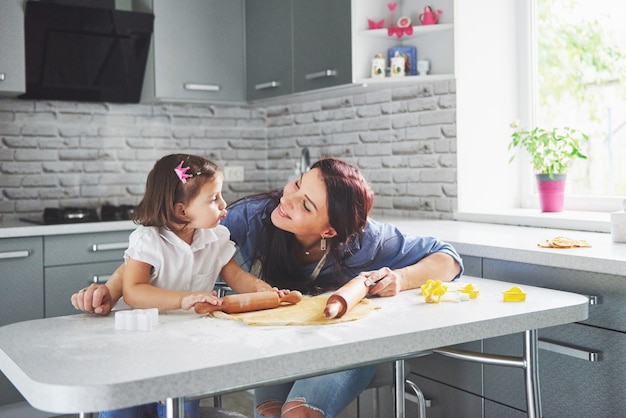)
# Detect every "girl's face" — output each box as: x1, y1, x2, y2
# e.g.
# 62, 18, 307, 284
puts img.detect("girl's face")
179, 174, 227, 229
271, 168, 336, 242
